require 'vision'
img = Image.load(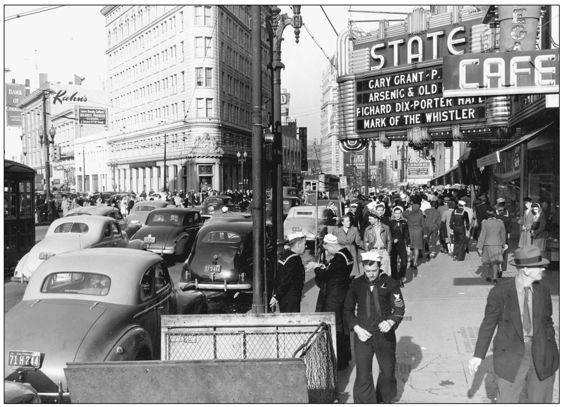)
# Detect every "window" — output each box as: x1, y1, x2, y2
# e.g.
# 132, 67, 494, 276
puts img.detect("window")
206, 99, 213, 117
205, 68, 212, 87
196, 98, 205, 118
195, 37, 204, 57
195, 67, 203, 86
194, 5, 203, 25
204, 6, 212, 26
41, 272, 111, 296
